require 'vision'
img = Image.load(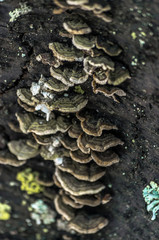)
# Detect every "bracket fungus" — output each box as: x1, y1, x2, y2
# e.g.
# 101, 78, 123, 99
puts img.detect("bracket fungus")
76, 108, 118, 136
1, 0, 131, 235
77, 132, 124, 154
49, 42, 84, 62
68, 213, 108, 234
55, 168, 105, 196
63, 15, 92, 35
57, 157, 106, 182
